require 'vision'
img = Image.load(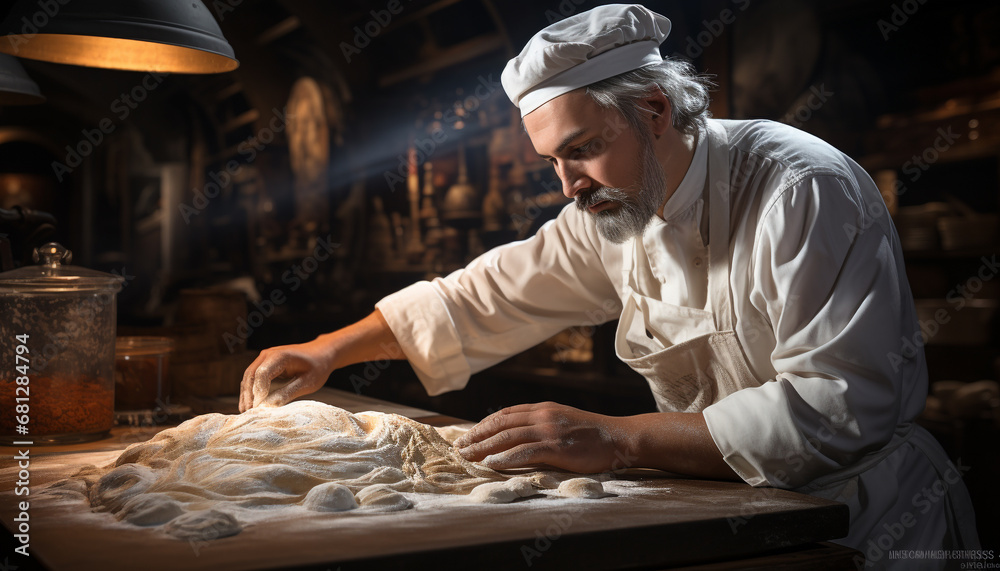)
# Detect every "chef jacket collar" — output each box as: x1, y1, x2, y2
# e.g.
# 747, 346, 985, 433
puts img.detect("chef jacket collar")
660, 128, 707, 222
